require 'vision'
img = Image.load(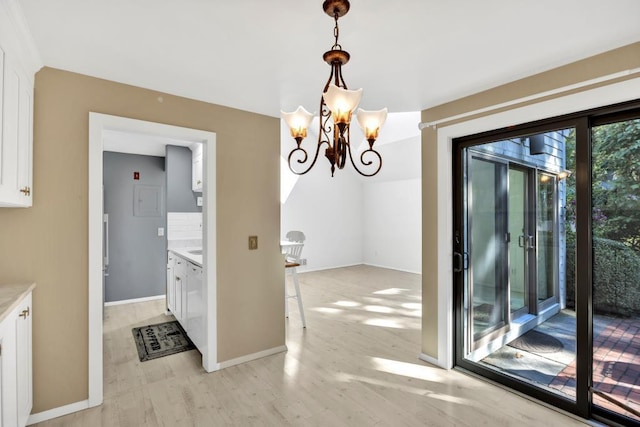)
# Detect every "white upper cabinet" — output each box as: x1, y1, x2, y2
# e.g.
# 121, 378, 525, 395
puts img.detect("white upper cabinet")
191, 143, 203, 193
0, 51, 33, 207
0, 0, 42, 207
